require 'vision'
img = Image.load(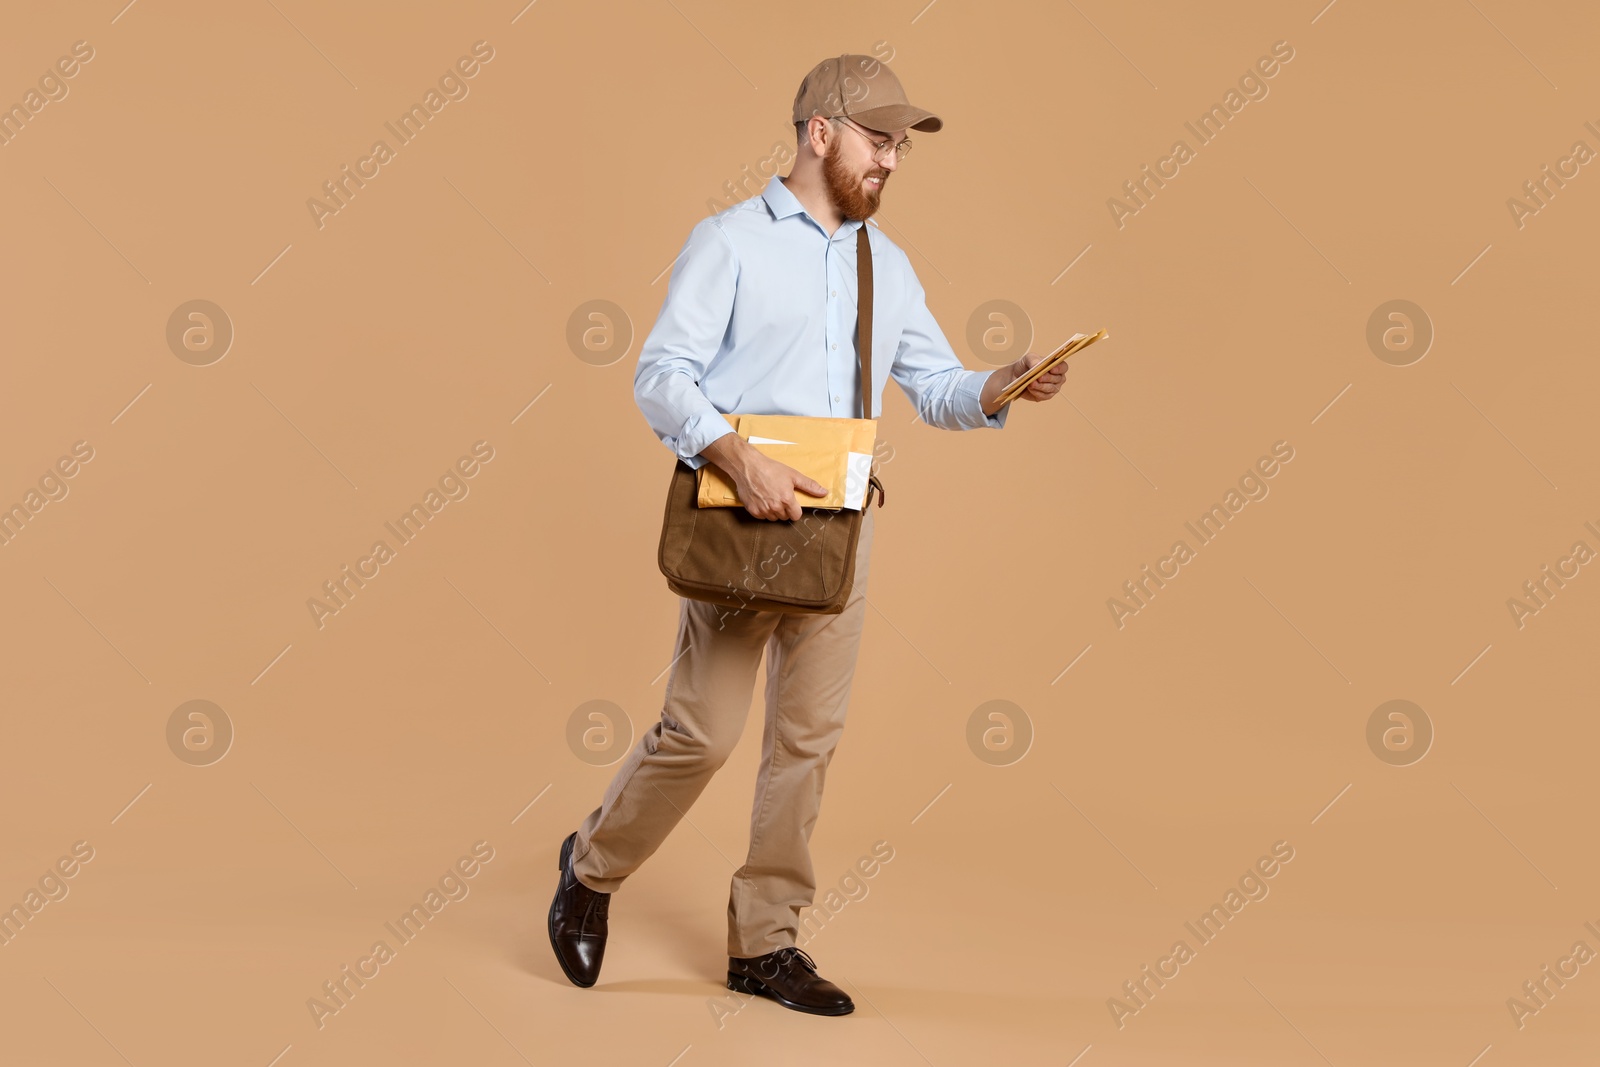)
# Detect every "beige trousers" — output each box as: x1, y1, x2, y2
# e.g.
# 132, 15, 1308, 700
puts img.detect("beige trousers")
571, 504, 876, 958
